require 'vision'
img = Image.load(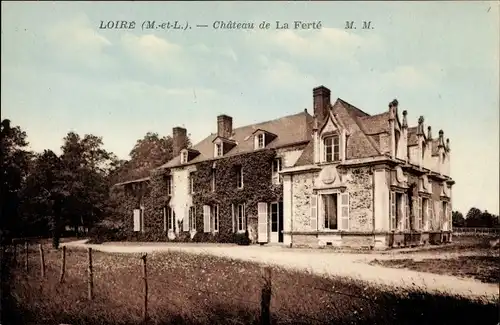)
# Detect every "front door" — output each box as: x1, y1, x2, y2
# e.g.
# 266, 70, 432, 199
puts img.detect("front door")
270, 202, 284, 243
